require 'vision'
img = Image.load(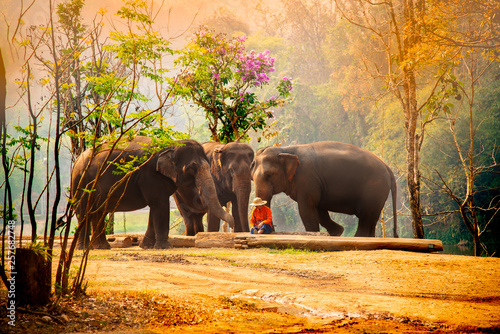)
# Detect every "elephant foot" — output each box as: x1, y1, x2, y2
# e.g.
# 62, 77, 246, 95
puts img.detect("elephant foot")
76, 243, 87, 250
76, 238, 90, 250
327, 224, 344, 237
154, 239, 172, 249
139, 235, 156, 249
92, 241, 112, 249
